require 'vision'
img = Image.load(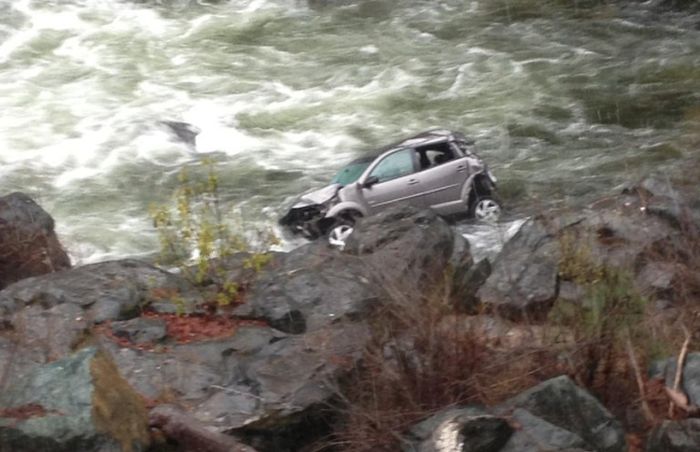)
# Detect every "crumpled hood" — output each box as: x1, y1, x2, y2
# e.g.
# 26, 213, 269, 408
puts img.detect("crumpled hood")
293, 183, 341, 208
